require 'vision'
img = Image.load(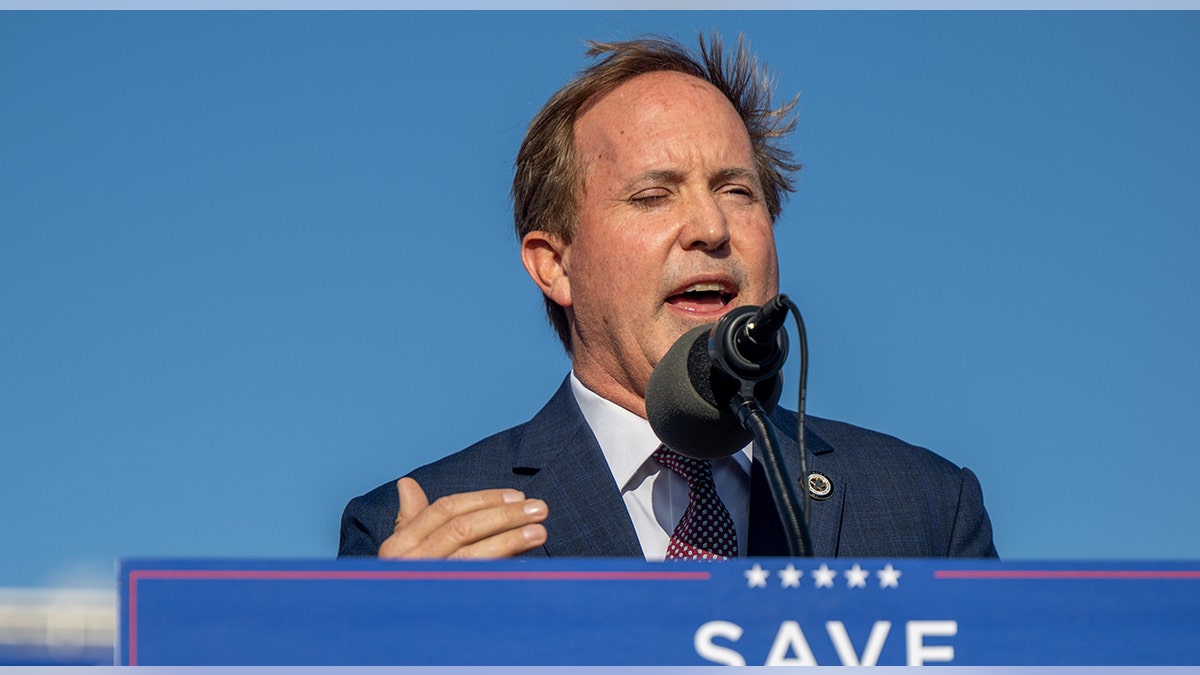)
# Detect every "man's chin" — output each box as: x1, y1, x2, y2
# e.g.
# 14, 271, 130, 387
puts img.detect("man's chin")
651, 321, 711, 372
